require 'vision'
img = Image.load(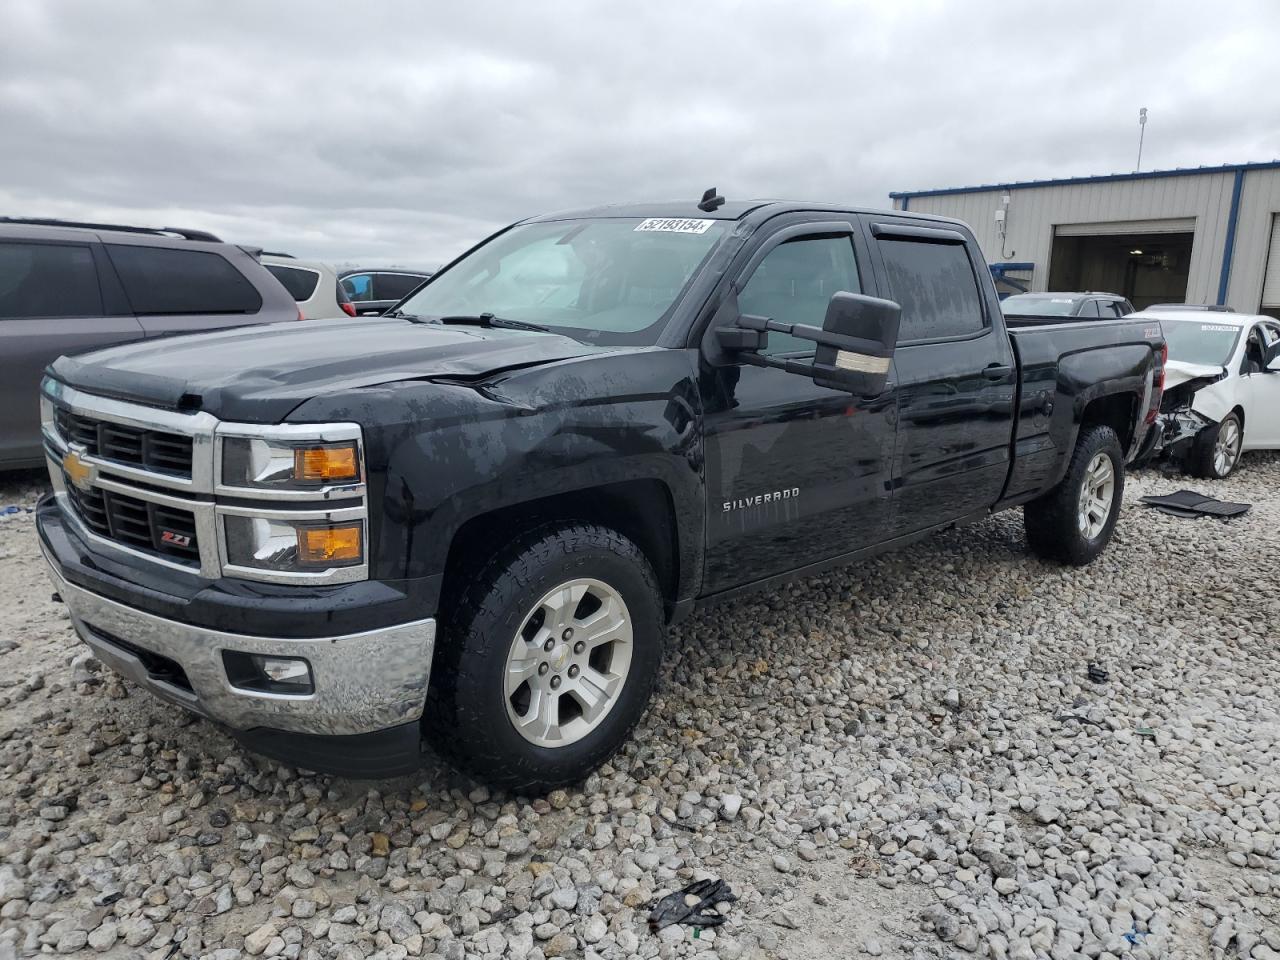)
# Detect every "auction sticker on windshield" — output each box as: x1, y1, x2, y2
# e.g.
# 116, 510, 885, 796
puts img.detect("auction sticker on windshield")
634, 218, 714, 234
1202, 324, 1236, 332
